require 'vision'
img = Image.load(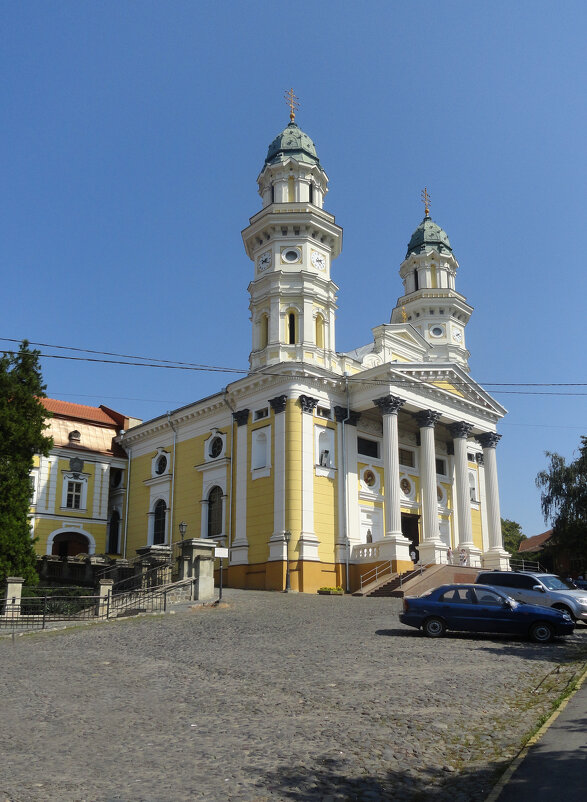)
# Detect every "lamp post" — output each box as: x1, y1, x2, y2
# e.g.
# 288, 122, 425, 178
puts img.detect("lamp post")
178, 521, 187, 540
284, 530, 291, 592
